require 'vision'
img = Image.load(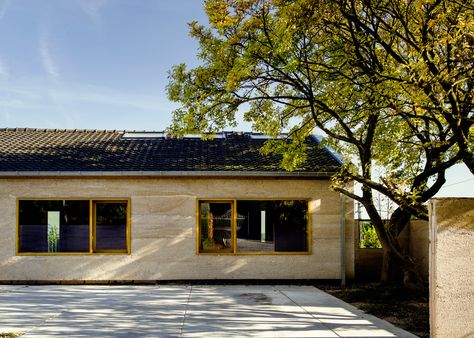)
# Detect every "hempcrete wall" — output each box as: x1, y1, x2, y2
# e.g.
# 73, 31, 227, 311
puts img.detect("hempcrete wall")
0, 177, 354, 281
429, 198, 474, 338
